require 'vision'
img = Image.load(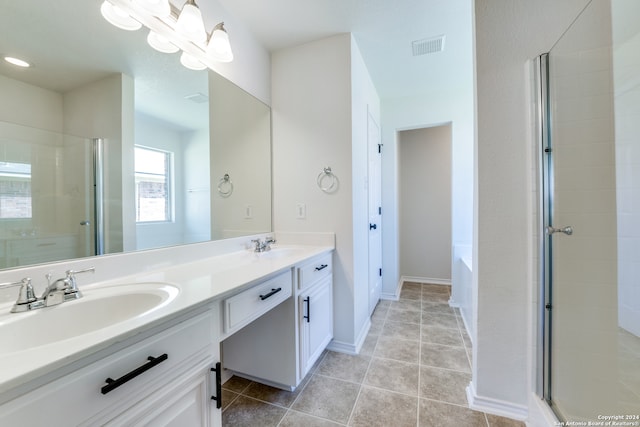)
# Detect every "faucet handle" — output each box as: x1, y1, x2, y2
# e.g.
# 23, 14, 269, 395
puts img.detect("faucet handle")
0, 278, 37, 305
65, 267, 95, 293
